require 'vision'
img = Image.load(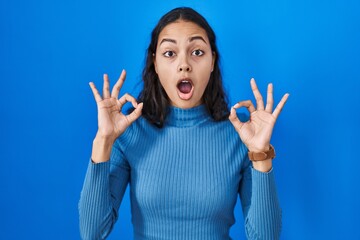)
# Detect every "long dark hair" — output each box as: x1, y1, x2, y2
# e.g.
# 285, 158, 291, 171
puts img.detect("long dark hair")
138, 7, 229, 127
